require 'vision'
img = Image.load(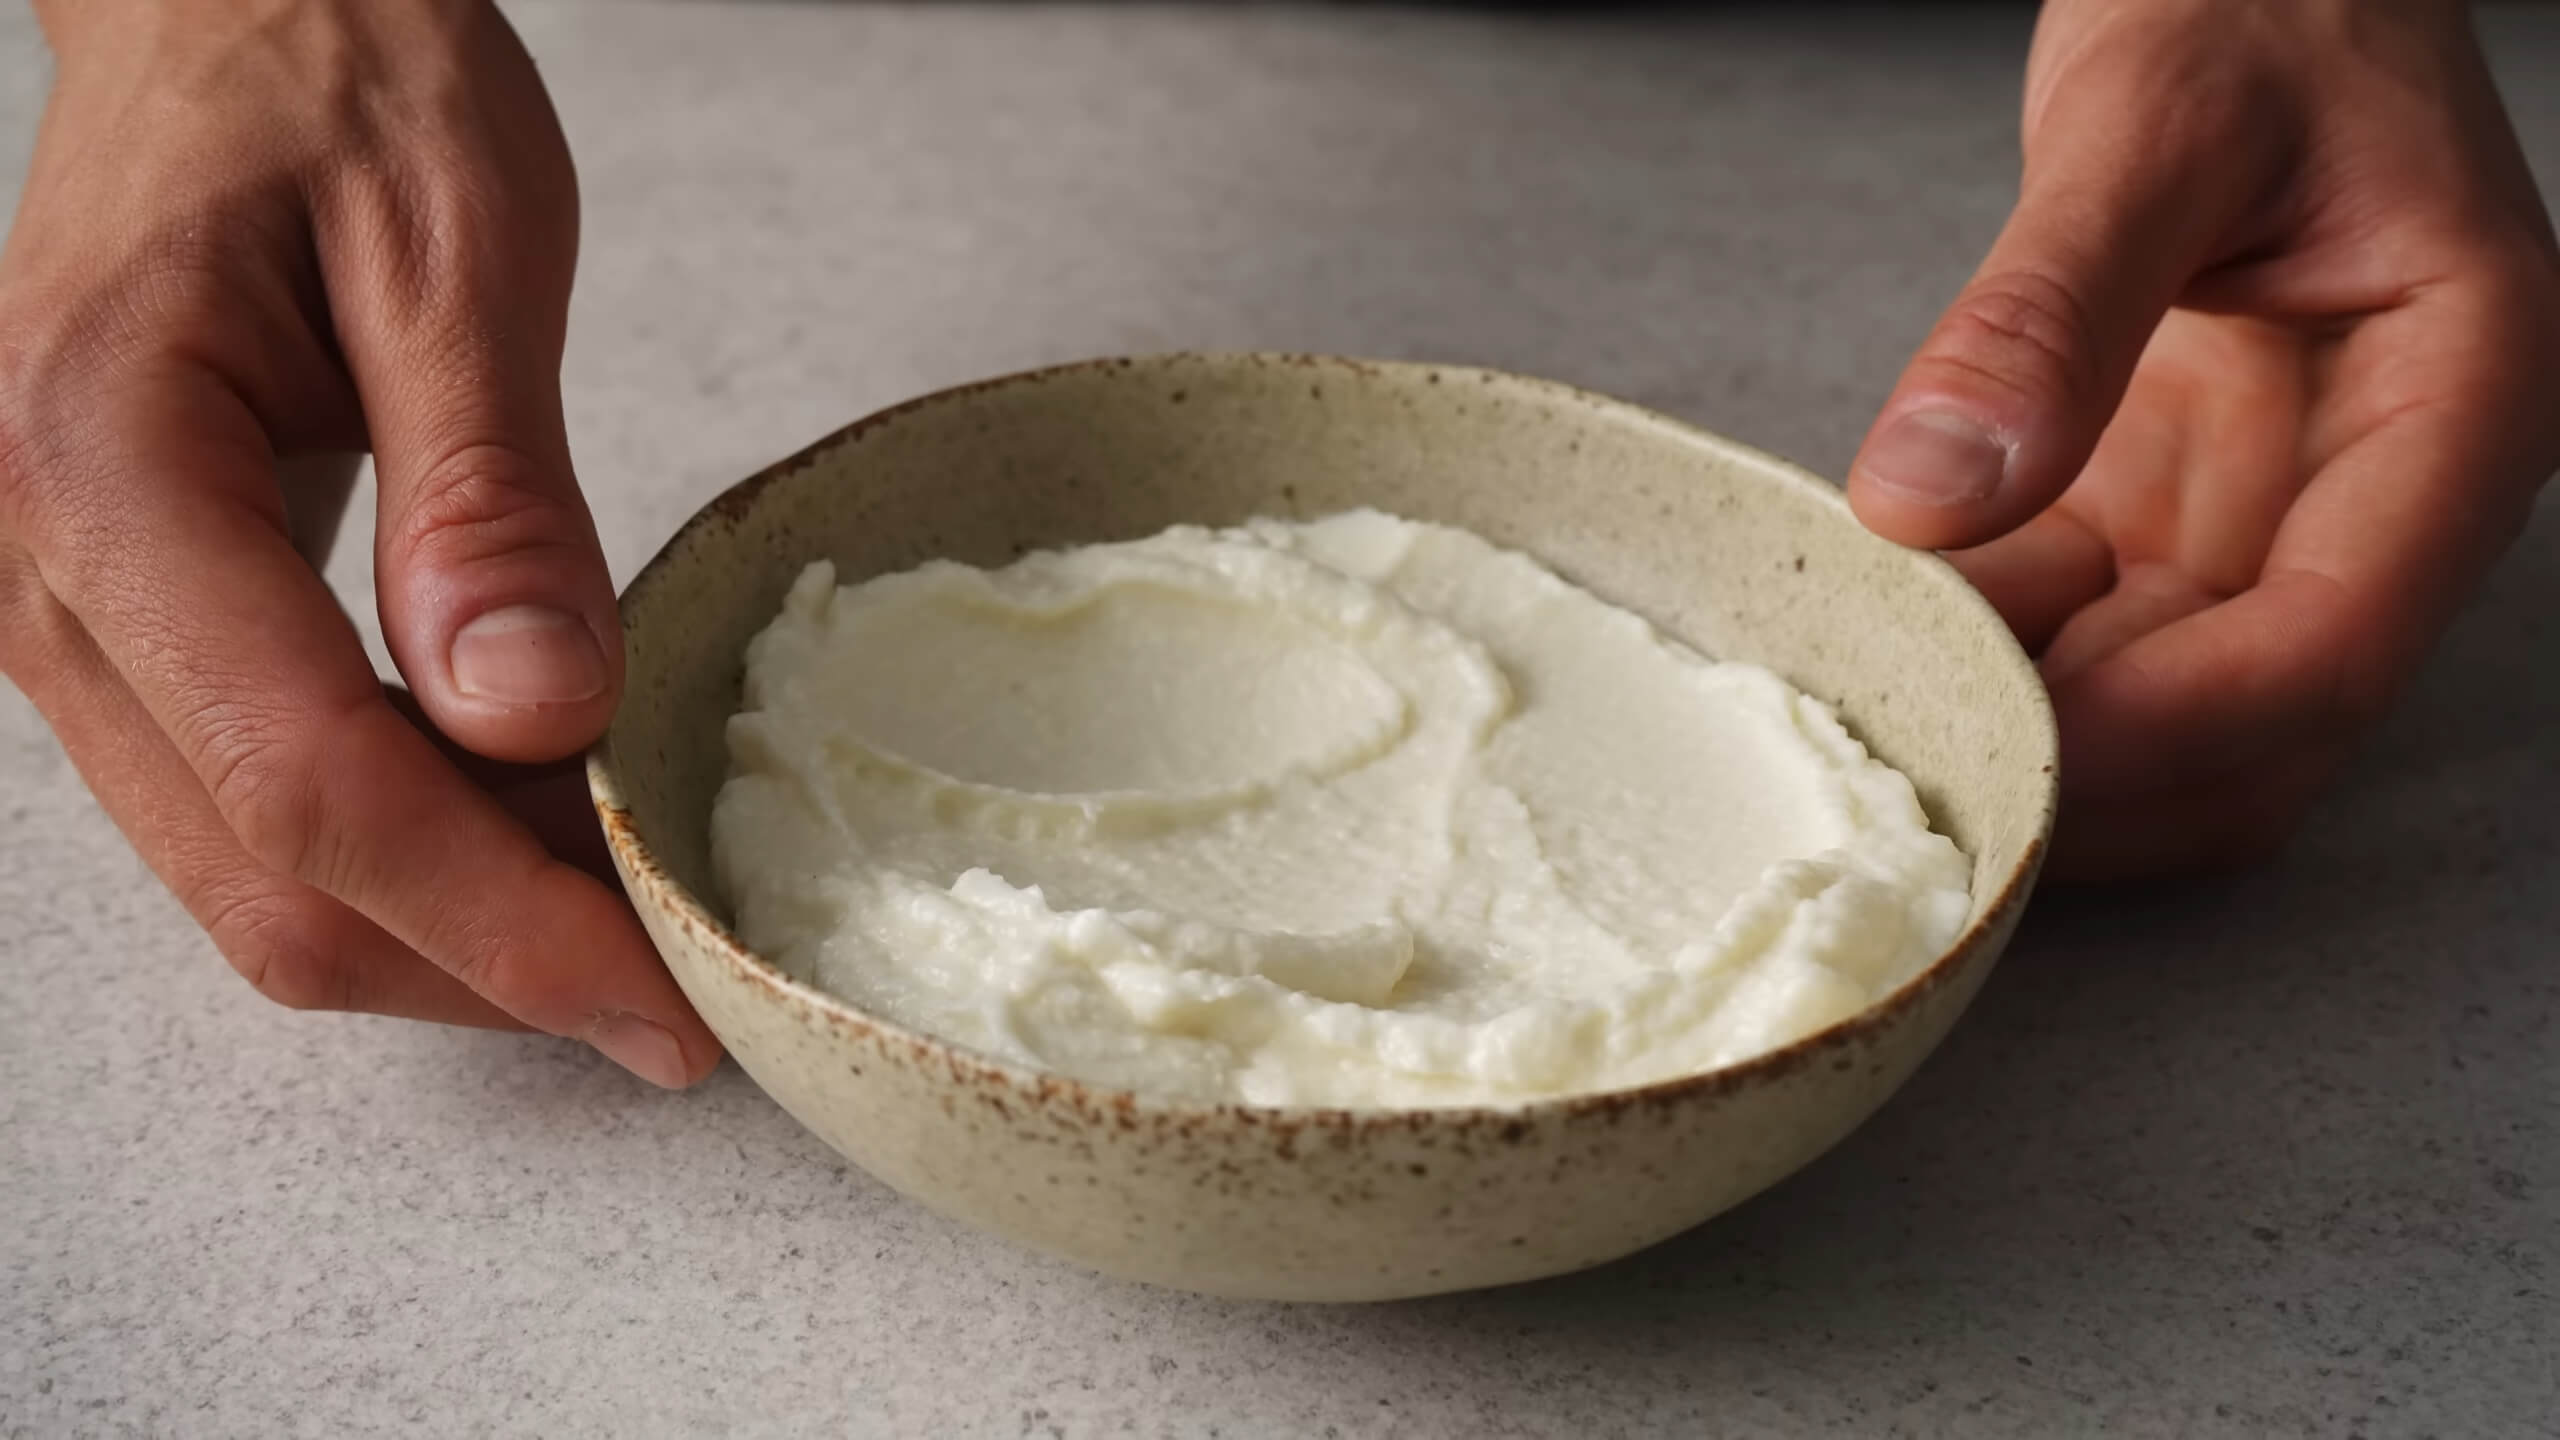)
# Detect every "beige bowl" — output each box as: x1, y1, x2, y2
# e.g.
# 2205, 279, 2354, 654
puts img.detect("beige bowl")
589, 353, 2056, 1302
